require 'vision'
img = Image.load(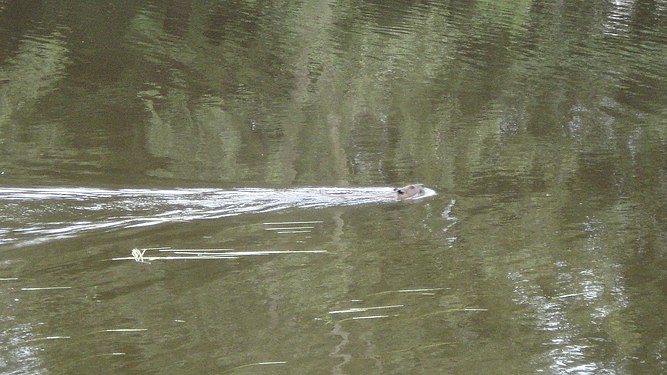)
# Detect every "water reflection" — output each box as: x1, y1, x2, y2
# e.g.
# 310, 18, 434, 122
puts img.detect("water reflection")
0, 321, 44, 375
1, 0, 666, 374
